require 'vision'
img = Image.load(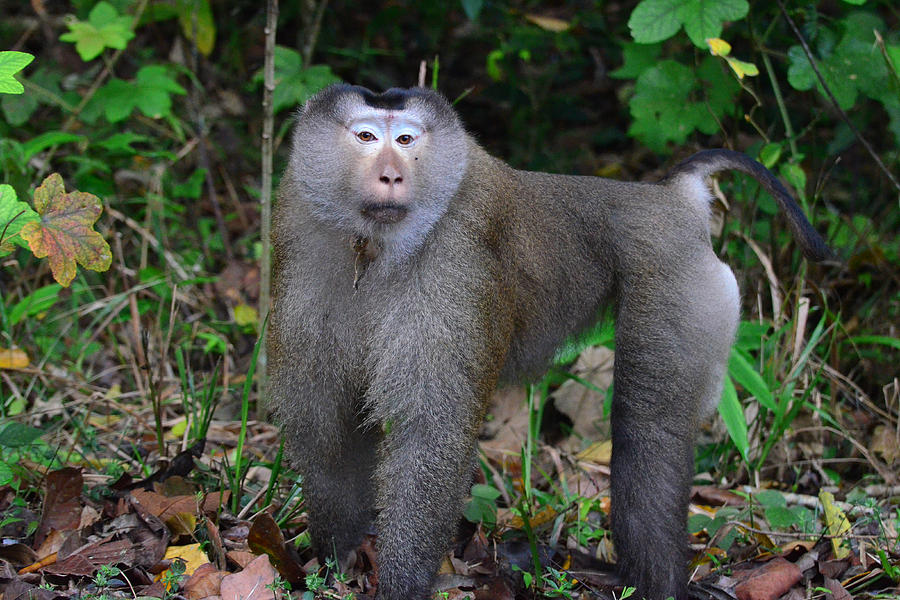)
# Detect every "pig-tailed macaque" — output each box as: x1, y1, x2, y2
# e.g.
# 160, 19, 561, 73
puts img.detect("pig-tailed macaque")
268, 84, 831, 600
